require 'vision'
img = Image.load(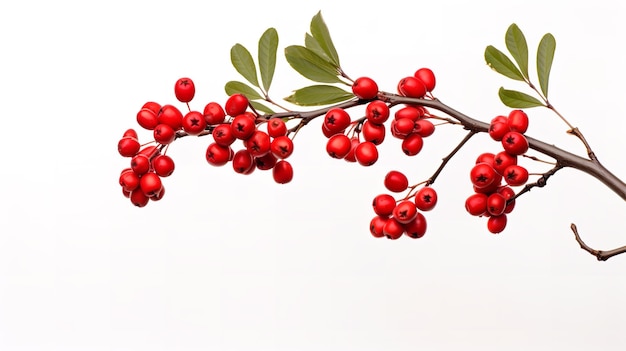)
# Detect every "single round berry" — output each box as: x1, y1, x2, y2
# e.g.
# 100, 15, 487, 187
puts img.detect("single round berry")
203, 102, 226, 125
354, 141, 378, 166
137, 109, 159, 130
401, 133, 424, 156
414, 68, 436, 92
501, 131, 529, 156
130, 154, 151, 175
230, 114, 256, 140
212, 123, 236, 146
413, 119, 435, 137
139, 172, 163, 197
497, 186, 516, 213
255, 152, 277, 171
343, 137, 360, 163
404, 212, 427, 238
361, 121, 386, 145
493, 151, 517, 176
475, 152, 496, 167
119, 168, 140, 192
123, 129, 138, 139
507, 109, 529, 133
392, 201, 418, 224
397, 76, 427, 98
465, 193, 488, 216
273, 160, 293, 184
365, 100, 390, 124
118, 137, 140, 157
174, 77, 195, 103
141, 102, 161, 115
153, 123, 176, 145
383, 218, 405, 240
372, 194, 396, 217
270, 136, 294, 159
130, 188, 150, 207
503, 164, 529, 186
246, 130, 271, 157
182, 111, 207, 135
470, 163, 498, 189
323, 108, 351, 135
395, 106, 424, 121
487, 193, 507, 216
369, 216, 388, 238
487, 214, 508, 234
352, 77, 379, 100
384, 171, 409, 193
205, 143, 232, 167
267, 118, 287, 138
152, 155, 175, 177
393, 118, 415, 136
326, 134, 352, 159
489, 121, 511, 142
232, 149, 255, 174
414, 187, 437, 211
157, 105, 183, 131
225, 94, 249, 117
